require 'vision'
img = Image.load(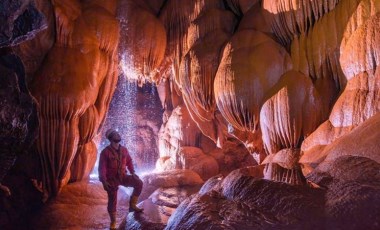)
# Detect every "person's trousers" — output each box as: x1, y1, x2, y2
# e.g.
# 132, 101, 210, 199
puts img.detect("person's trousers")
106, 175, 143, 213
